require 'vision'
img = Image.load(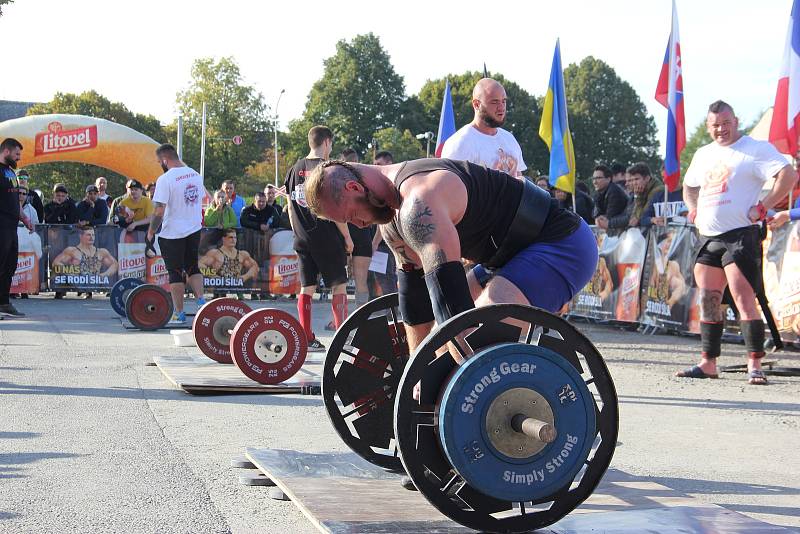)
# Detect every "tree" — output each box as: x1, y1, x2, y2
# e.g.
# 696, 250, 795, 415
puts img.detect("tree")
367, 128, 426, 162
413, 72, 548, 175
25, 91, 168, 197
0, 1, 13, 16
563, 57, 661, 180
244, 148, 292, 191
285, 33, 406, 163
175, 57, 272, 190
680, 120, 709, 179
